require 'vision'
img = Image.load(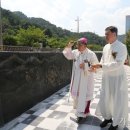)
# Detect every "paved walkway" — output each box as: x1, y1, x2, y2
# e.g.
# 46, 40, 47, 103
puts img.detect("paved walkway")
1, 66, 130, 130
